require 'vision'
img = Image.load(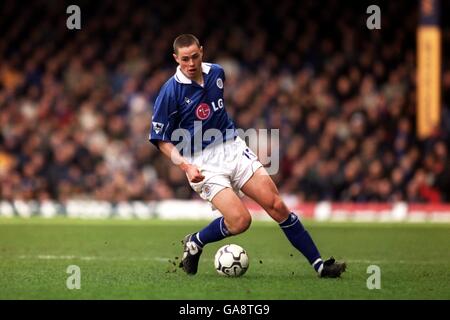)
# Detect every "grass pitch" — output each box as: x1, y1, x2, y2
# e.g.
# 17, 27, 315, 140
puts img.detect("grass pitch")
0, 218, 449, 300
